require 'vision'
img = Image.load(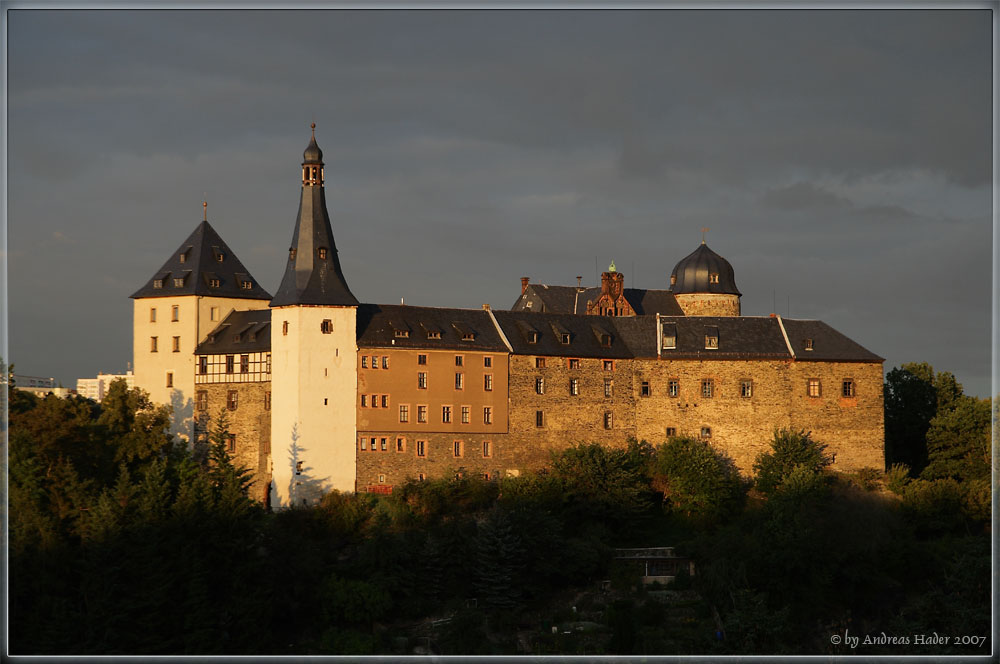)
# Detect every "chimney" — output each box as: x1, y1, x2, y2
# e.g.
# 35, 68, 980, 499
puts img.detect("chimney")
482, 303, 491, 311
576, 276, 582, 288
521, 277, 530, 295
